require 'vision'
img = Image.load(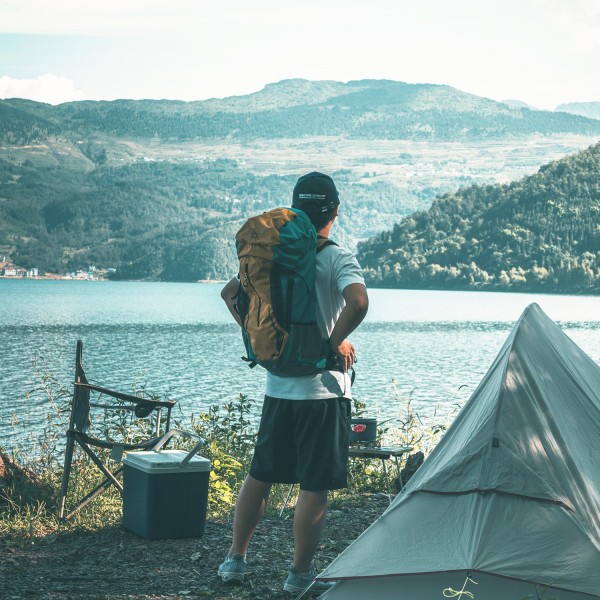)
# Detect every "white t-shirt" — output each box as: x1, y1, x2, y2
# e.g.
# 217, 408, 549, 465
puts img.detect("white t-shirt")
264, 243, 366, 400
